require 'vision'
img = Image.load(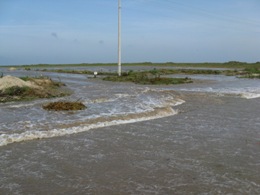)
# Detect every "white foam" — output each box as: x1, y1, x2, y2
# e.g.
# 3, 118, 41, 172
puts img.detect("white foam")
8, 103, 35, 108
87, 97, 114, 104
179, 88, 260, 99
115, 93, 132, 98
0, 106, 182, 147
241, 93, 260, 99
